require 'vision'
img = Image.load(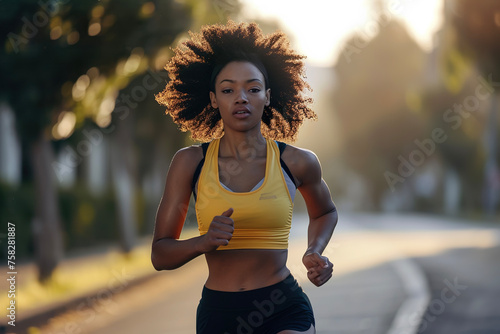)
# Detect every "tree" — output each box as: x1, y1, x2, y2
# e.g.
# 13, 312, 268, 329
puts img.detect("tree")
451, 0, 500, 216
0, 0, 191, 281
333, 17, 426, 208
